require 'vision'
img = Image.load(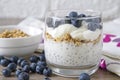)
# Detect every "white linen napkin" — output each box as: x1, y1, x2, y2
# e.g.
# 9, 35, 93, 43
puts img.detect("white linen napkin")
103, 19, 120, 76
102, 33, 120, 76
17, 17, 45, 50
102, 54, 120, 76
